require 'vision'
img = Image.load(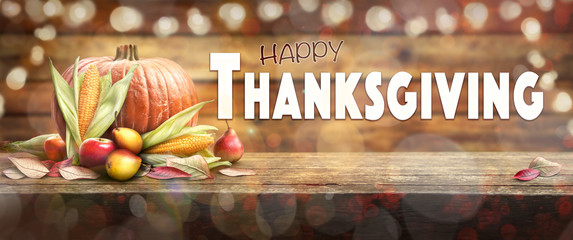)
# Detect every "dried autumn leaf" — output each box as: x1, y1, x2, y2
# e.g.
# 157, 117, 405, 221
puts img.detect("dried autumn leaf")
135, 164, 151, 177
3, 167, 26, 180
59, 166, 100, 180
147, 166, 191, 180
513, 169, 540, 181
219, 168, 257, 177
166, 155, 212, 180
42, 160, 55, 170
8, 156, 49, 178
48, 158, 73, 177
529, 157, 562, 177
